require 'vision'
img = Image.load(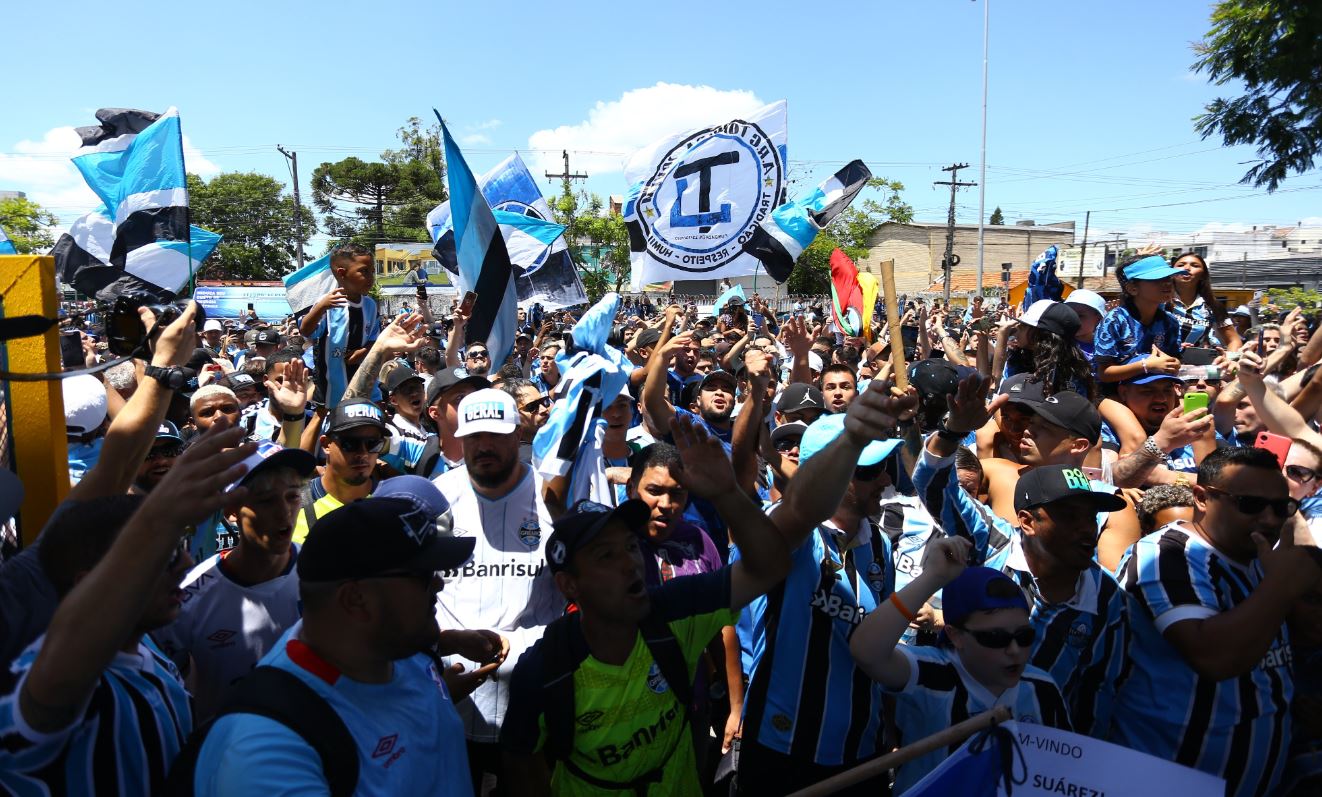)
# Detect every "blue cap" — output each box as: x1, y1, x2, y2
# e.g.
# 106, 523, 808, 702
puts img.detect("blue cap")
798, 414, 903, 467
1122, 255, 1182, 282
227, 440, 316, 492
942, 566, 1029, 628
375, 475, 455, 537
1122, 354, 1181, 385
